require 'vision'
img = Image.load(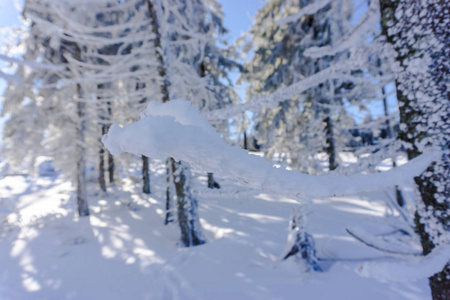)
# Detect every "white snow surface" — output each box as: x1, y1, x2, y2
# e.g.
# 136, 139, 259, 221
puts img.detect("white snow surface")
102, 99, 441, 197
0, 162, 433, 300
357, 244, 450, 282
